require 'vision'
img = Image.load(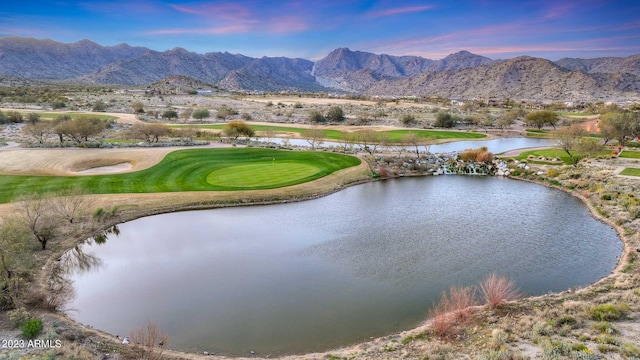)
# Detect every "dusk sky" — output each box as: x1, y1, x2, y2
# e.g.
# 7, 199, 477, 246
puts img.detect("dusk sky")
1, 0, 639, 60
